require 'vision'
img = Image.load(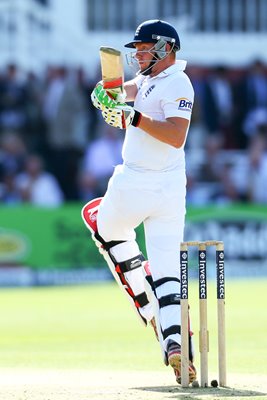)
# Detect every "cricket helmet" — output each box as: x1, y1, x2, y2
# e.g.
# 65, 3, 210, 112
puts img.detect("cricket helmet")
124, 19, 180, 52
